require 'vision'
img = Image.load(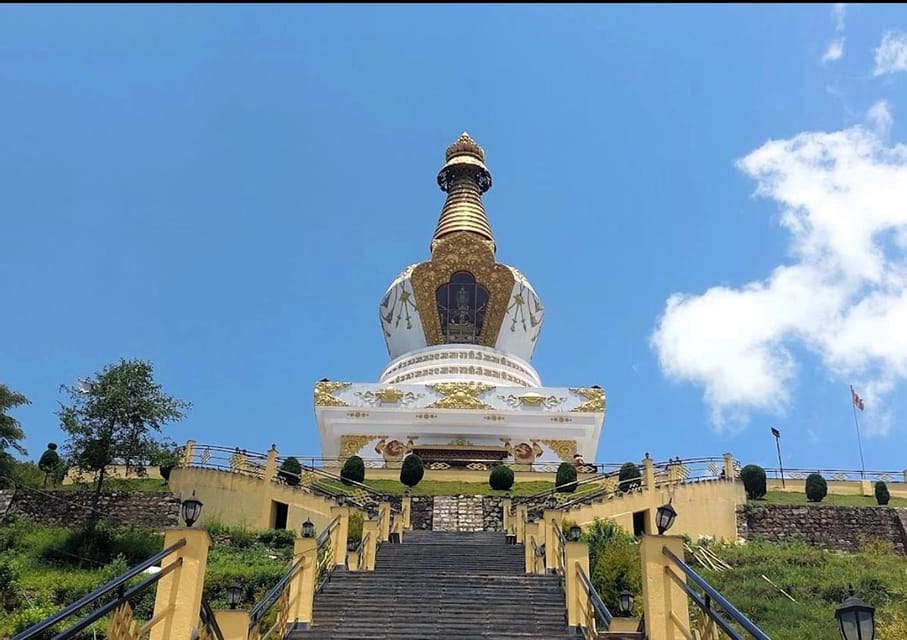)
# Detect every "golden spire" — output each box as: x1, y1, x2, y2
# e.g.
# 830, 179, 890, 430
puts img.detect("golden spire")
432, 132, 495, 252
